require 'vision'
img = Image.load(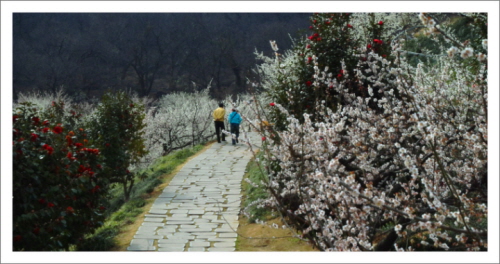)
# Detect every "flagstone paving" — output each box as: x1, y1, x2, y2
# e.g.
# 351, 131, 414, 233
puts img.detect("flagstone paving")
127, 132, 261, 252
